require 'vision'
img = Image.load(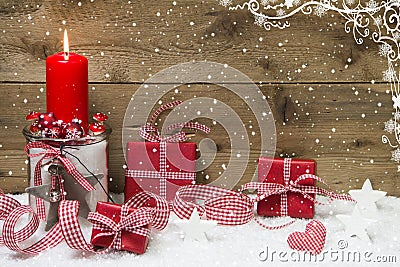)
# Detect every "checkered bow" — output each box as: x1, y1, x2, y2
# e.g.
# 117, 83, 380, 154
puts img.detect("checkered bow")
241, 158, 355, 217
139, 100, 210, 143
88, 206, 153, 250
88, 190, 171, 251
